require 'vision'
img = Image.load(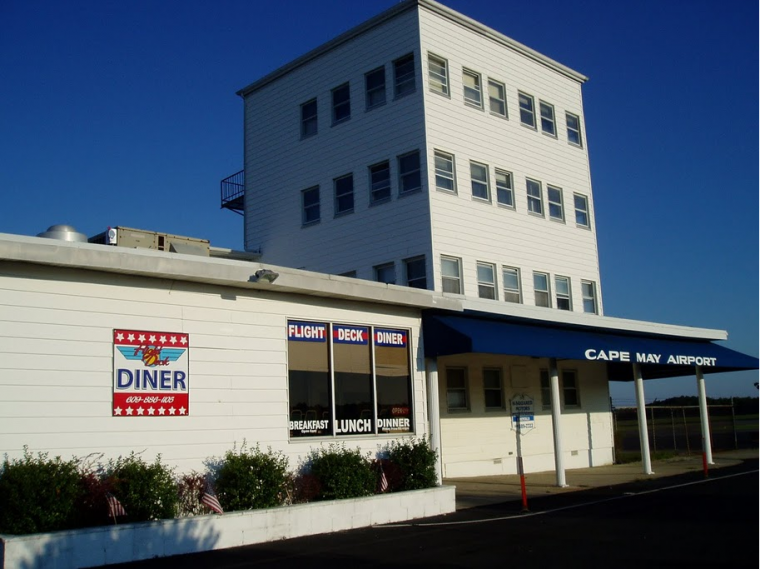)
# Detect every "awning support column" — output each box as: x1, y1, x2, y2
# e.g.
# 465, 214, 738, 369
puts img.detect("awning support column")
633, 363, 654, 475
696, 366, 714, 465
549, 358, 567, 487
425, 358, 443, 484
